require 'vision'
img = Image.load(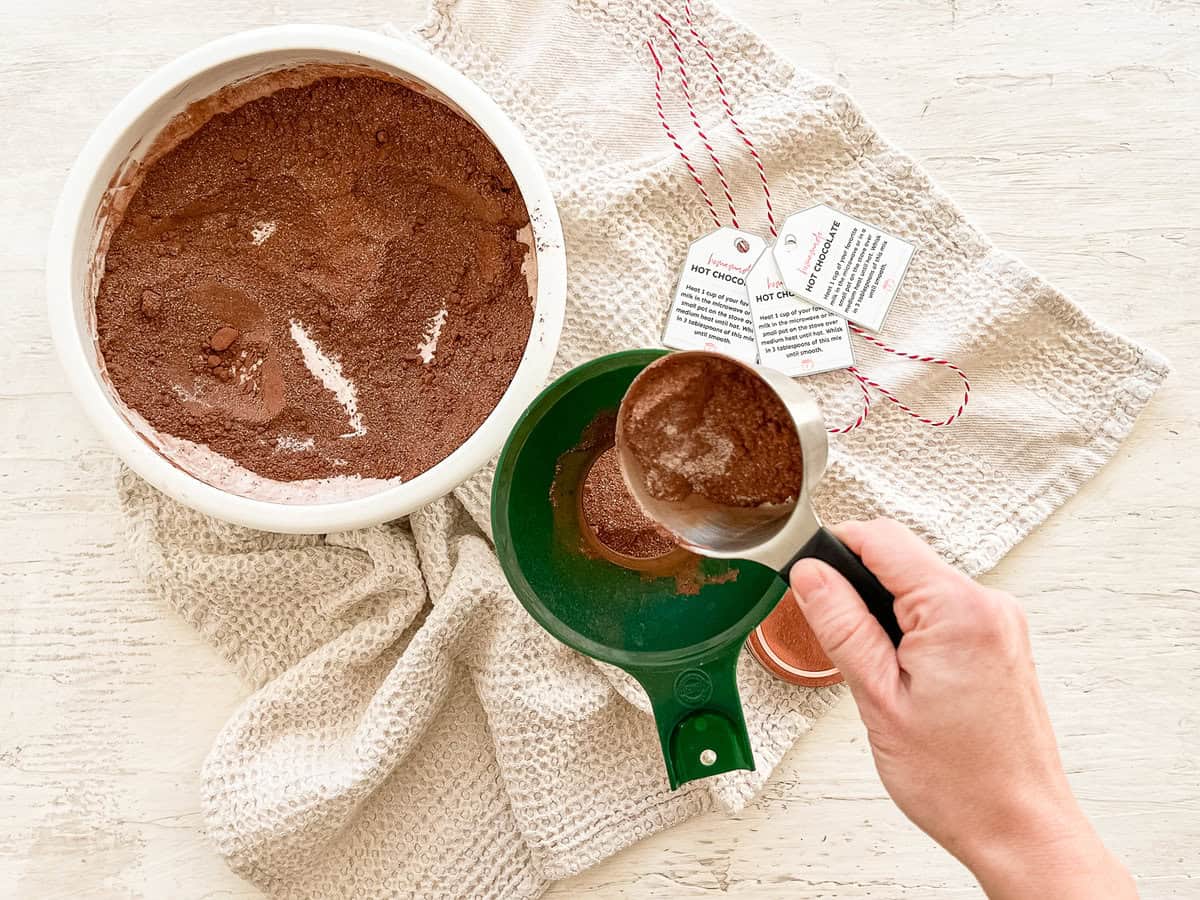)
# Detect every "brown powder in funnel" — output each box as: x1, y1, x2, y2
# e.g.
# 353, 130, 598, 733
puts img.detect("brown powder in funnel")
549, 408, 738, 595
581, 448, 677, 559
95, 73, 533, 483
621, 354, 803, 507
